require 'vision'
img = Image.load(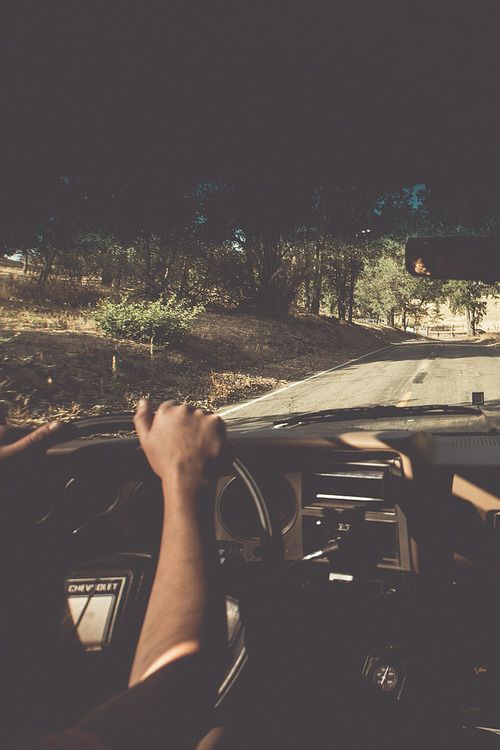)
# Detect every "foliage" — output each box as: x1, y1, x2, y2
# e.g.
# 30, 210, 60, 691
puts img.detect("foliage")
93, 298, 202, 346
5, 178, 500, 325
355, 244, 443, 328
445, 281, 492, 335
322, 236, 381, 321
